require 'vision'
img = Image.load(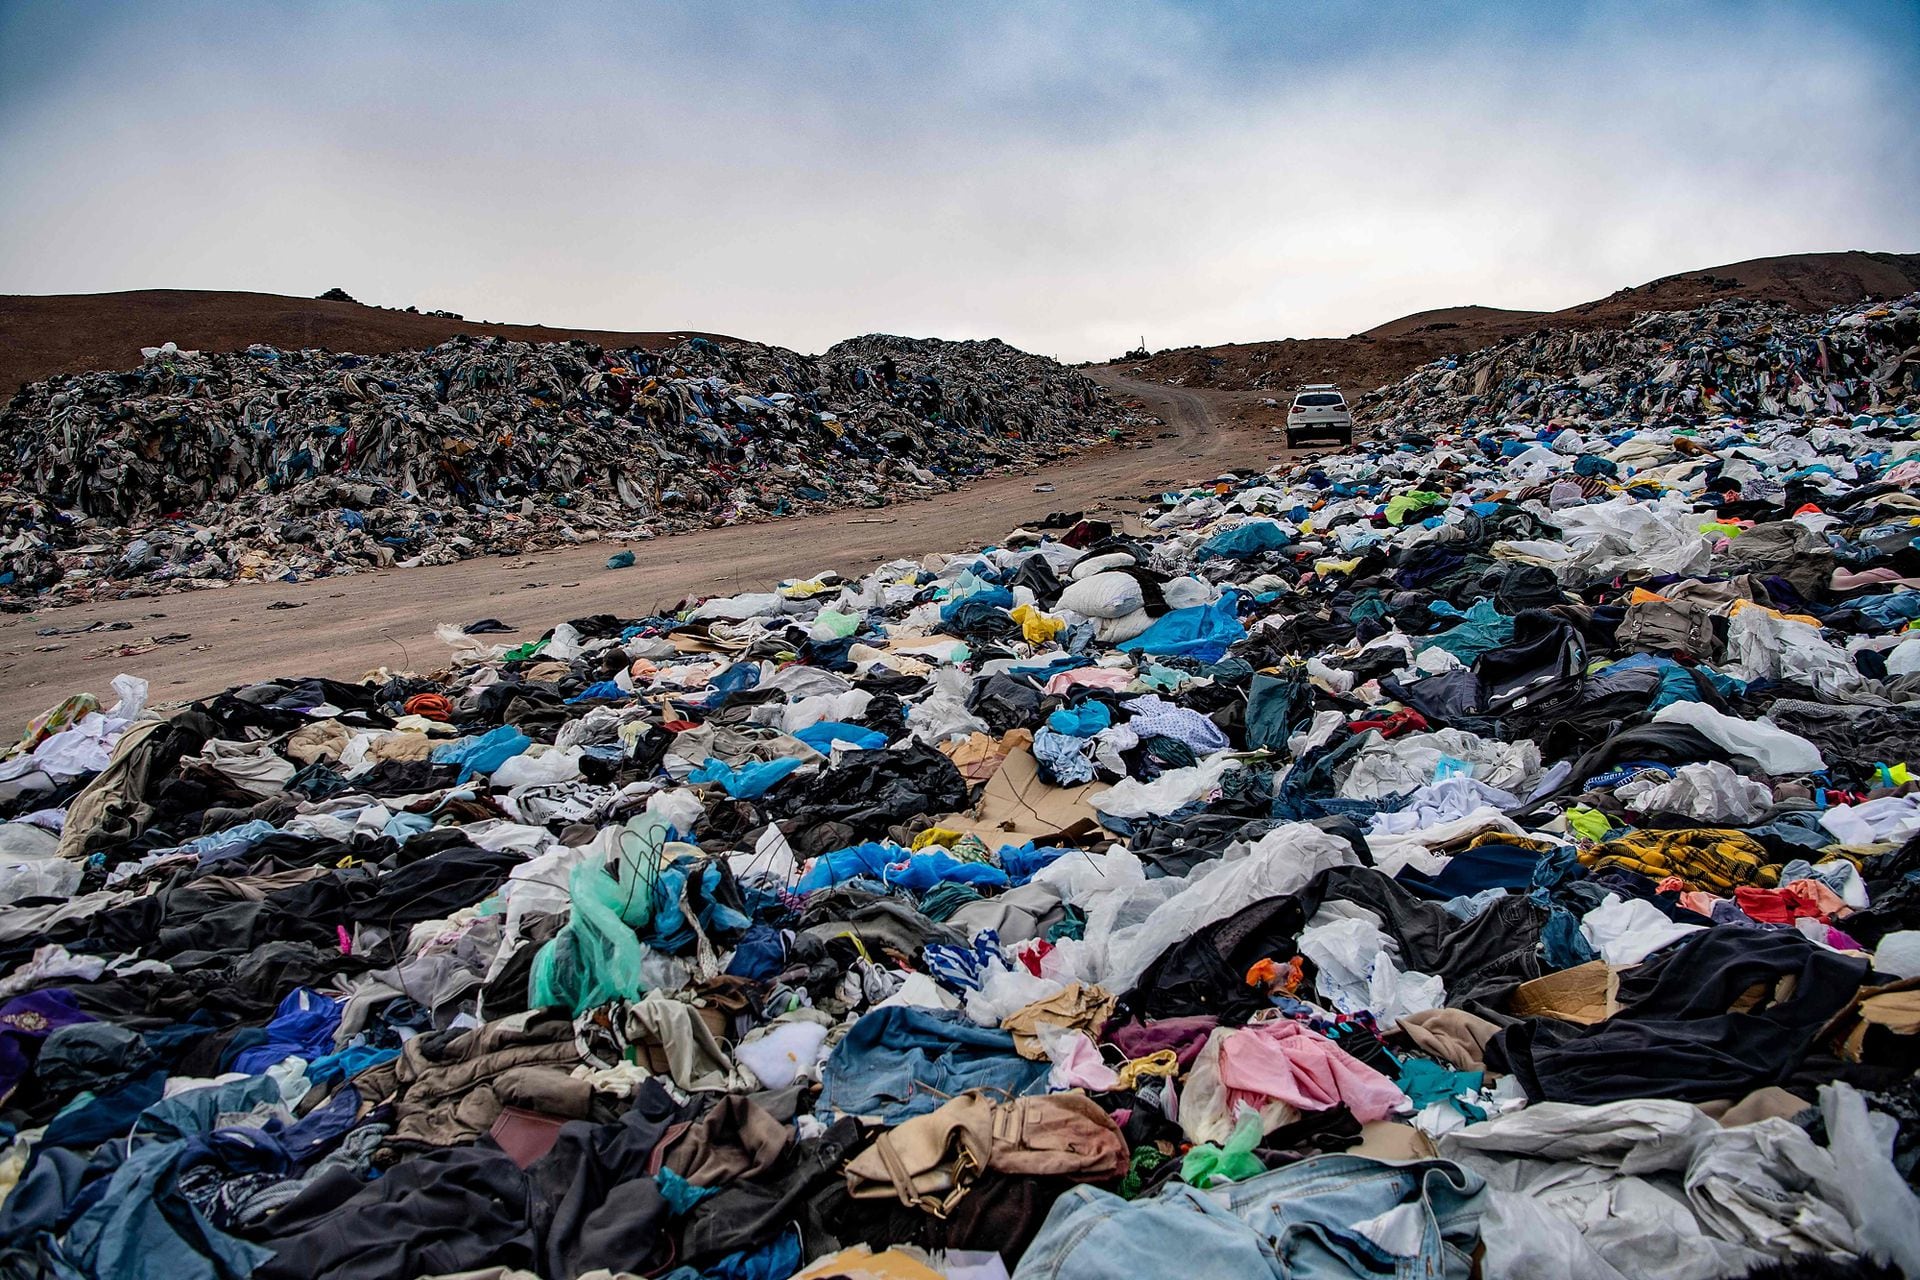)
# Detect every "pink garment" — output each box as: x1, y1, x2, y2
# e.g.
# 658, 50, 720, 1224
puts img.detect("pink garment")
1043, 668, 1133, 697
1830, 566, 1920, 591
1046, 1030, 1120, 1091
1678, 890, 1724, 919
1217, 1020, 1406, 1123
